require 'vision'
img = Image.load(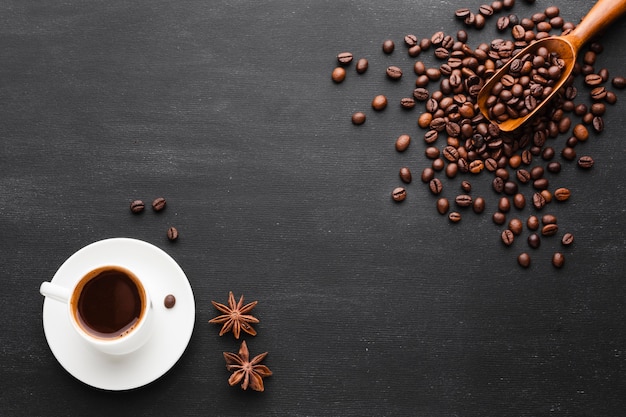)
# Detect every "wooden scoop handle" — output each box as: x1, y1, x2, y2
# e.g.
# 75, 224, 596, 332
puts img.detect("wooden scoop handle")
566, 0, 626, 50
